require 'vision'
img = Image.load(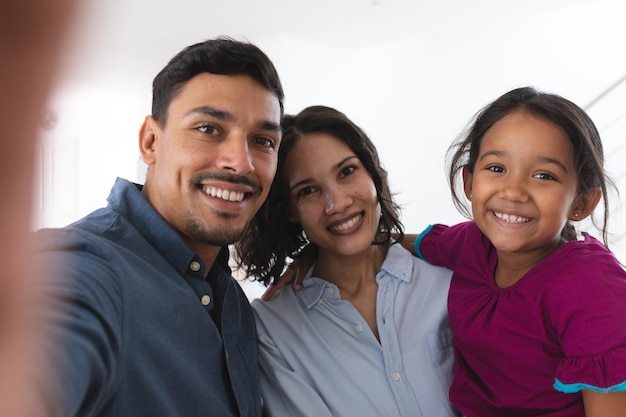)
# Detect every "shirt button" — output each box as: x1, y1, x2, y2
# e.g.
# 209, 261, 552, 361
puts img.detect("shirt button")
355, 324, 364, 332
190, 261, 201, 272
392, 372, 401, 381
327, 287, 335, 295
201, 295, 211, 305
